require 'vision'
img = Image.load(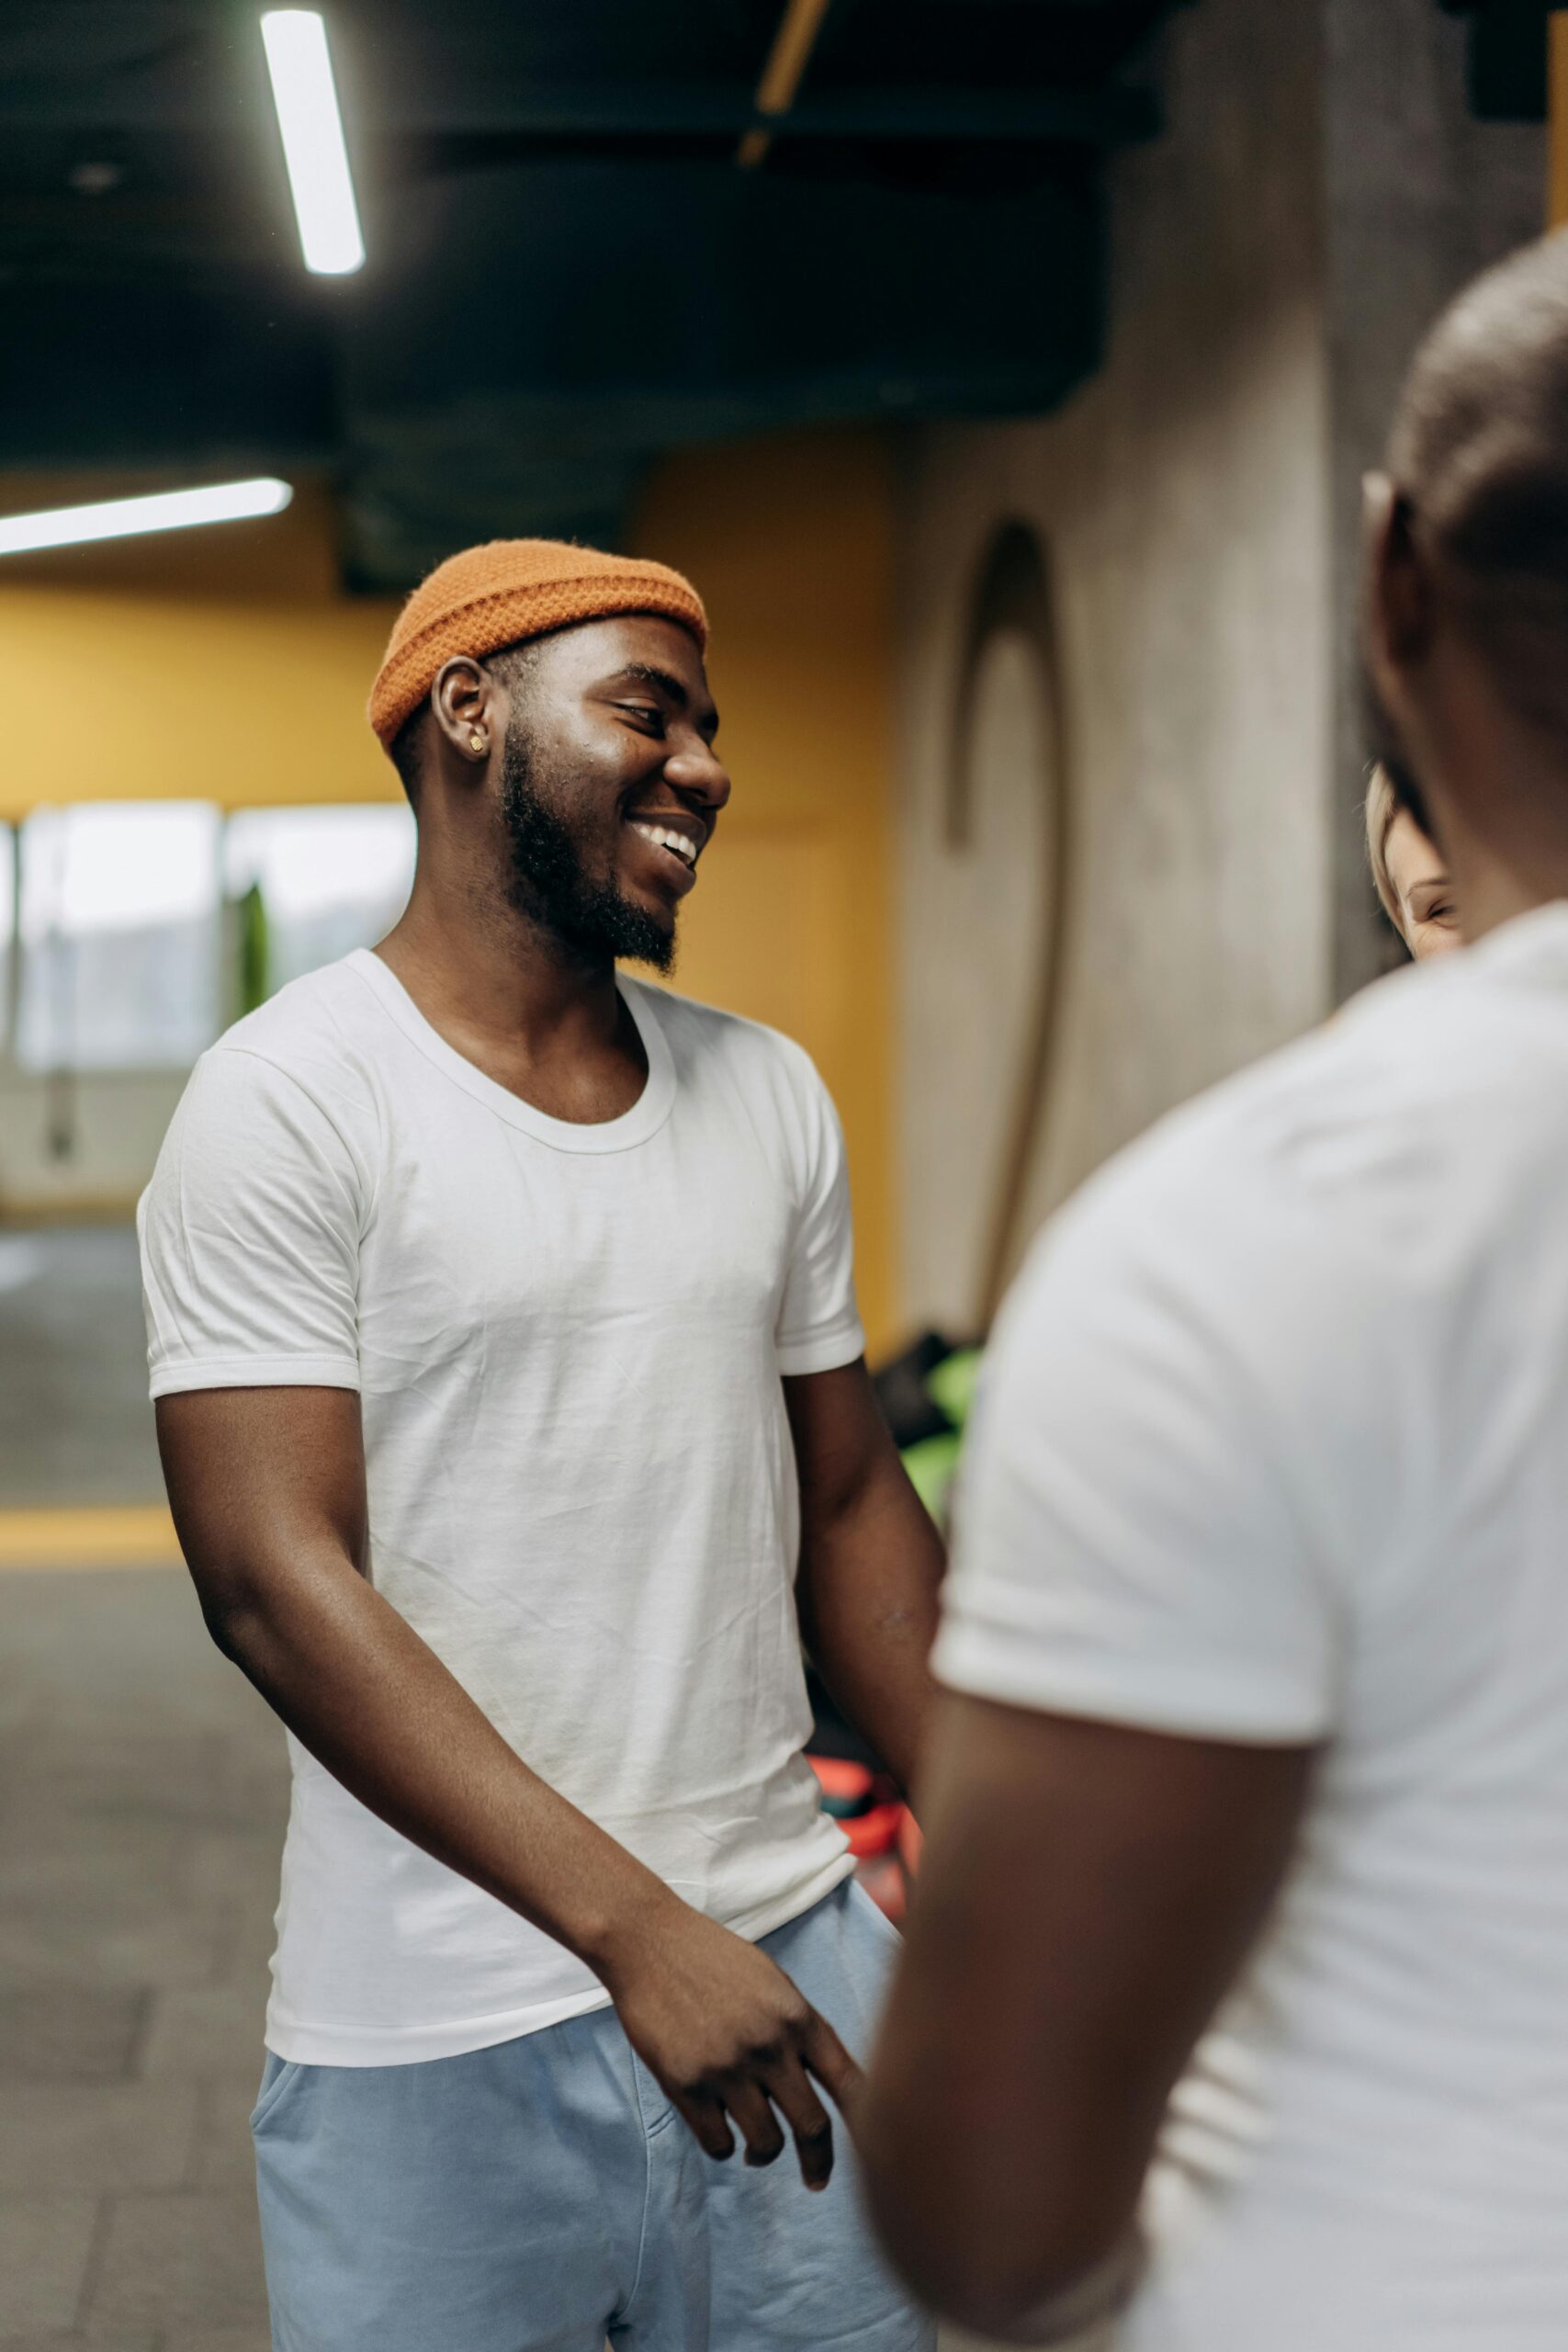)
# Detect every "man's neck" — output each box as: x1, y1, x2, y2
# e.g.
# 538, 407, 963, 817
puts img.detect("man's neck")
373, 865, 654, 1127
1443, 856, 1568, 945
377, 859, 624, 1060
1429, 785, 1568, 946
1415, 649, 1568, 945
